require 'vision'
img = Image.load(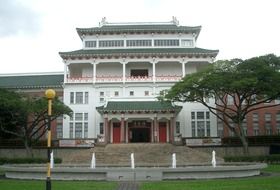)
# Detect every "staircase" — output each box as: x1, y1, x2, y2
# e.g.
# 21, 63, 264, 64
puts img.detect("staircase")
62, 143, 223, 166
93, 143, 223, 166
